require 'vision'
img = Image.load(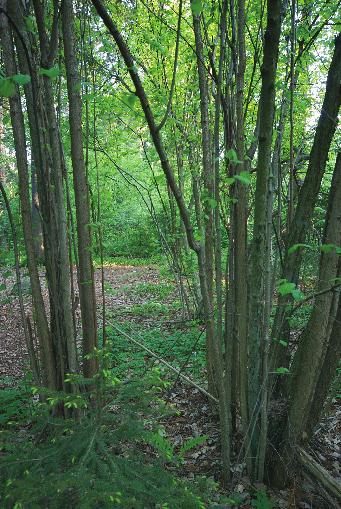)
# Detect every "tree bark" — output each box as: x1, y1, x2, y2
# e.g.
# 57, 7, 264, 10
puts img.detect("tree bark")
0, 3, 56, 389
62, 0, 98, 378
247, 0, 282, 480
270, 33, 341, 373
271, 151, 341, 486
